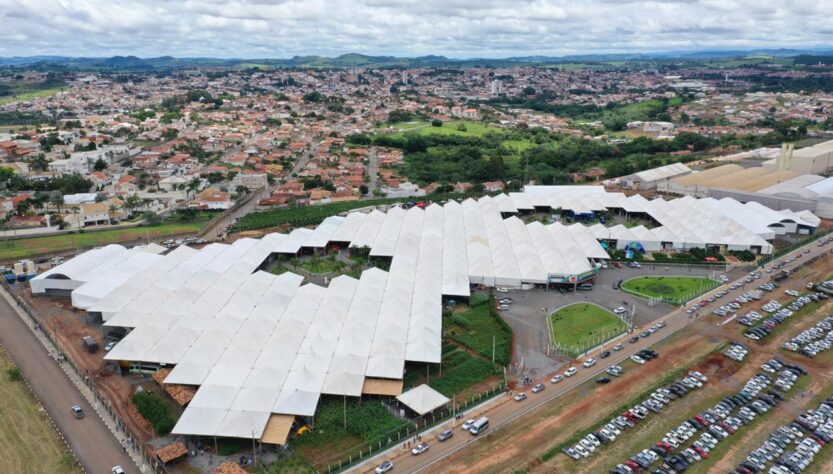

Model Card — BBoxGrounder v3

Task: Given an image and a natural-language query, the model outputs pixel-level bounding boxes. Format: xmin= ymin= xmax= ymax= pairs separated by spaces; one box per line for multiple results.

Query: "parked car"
xmin=631 ymin=355 xmax=646 ymax=365
xmin=375 ymin=460 xmax=394 ymax=473
xmin=71 ymin=405 xmax=84 ymax=419
xmin=565 ymin=367 xmax=578 ymax=377
xmin=596 ymin=377 xmax=611 ymax=384
xmin=438 ymin=430 xmax=454 ymax=442
xmin=514 ymin=392 xmax=528 ymax=402
xmin=532 ymin=383 xmax=545 ymax=393
xmin=551 ymin=374 xmax=564 ymax=383
xmin=583 ymin=358 xmax=597 ymax=368
xmin=461 ymin=419 xmax=475 ymax=431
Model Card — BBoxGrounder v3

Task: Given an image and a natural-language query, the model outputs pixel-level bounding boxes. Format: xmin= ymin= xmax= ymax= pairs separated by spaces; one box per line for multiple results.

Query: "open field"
xmin=549 ymin=303 xmax=627 ymax=351
xmin=398 ymin=120 xmax=502 ymax=138
xmin=0 ymin=222 xmax=203 ymax=261
xmin=0 ymin=348 xmax=82 ymax=474
xmin=622 ymin=276 xmax=714 ymax=300
xmin=0 ymin=87 xmax=65 ymax=105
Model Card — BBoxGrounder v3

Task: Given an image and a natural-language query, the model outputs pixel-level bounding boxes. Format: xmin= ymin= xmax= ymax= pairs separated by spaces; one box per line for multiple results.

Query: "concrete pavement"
xmin=353 ymin=239 xmax=833 ymax=474
xmin=0 ymin=290 xmax=139 ymax=474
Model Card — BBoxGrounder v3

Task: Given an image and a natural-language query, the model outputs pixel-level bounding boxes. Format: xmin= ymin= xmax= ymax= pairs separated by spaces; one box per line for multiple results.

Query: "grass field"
xmin=0 ymin=350 xmax=82 ymax=474
xmin=549 ymin=303 xmax=627 ymax=353
xmin=0 ymin=222 xmax=203 ymax=261
xmin=621 ymin=276 xmax=714 ymax=300
xmin=0 ymin=87 xmax=64 ymax=105
xmin=397 ymin=120 xmax=501 ymax=138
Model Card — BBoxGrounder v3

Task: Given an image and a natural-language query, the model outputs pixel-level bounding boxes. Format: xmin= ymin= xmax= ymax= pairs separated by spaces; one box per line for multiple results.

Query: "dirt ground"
xmin=13 ymin=286 xmax=155 ymax=443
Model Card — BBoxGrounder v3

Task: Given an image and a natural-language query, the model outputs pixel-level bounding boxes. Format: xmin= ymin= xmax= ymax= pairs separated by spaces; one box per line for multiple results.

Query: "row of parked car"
xmin=782 ymin=315 xmax=833 ymax=358
xmin=744 ymin=294 xmax=820 ymax=341
xmin=733 ymin=395 xmax=833 ymax=474
xmin=611 ymin=364 xmax=806 ymax=474
xmin=565 ymin=370 xmax=706 ymax=462
xmin=725 ymin=343 xmax=749 ymax=362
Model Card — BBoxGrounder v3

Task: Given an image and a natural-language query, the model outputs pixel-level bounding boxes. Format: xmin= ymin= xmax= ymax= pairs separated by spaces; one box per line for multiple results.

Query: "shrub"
xmin=5 ymin=367 xmax=22 ymax=382
xmin=132 ymin=392 xmax=175 ymax=435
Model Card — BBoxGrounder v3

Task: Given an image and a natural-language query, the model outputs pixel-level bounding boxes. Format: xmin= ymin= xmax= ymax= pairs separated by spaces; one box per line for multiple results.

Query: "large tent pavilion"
xmin=33 ymin=187 xmax=819 ymax=442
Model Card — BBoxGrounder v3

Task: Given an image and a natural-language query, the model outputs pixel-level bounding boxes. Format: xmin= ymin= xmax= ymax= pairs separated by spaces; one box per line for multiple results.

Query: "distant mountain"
xmin=1 ymin=48 xmax=831 ymax=71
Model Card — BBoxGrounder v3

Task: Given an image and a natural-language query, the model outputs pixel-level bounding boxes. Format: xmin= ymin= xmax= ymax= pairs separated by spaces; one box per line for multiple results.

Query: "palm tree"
xmin=107 ymin=203 xmax=121 ymax=224
xmin=122 ymin=194 xmax=141 ymax=218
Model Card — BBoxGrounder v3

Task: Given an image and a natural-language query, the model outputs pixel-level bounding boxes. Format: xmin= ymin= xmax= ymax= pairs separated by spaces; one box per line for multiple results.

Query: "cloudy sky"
xmin=1 ymin=0 xmax=831 ymax=58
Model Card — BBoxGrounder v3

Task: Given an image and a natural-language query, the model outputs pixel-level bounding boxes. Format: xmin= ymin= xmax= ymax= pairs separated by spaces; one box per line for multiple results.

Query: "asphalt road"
xmin=356 ymin=240 xmax=833 ymax=474
xmin=0 ymin=295 xmax=137 ymax=474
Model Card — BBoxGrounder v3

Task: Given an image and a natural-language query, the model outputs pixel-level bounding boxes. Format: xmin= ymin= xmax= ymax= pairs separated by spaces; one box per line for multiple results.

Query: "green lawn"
xmin=0 ymin=222 xmax=203 ymax=261
xmin=621 ymin=276 xmax=715 ymax=300
xmin=446 ymin=294 xmax=512 ymax=365
xmin=549 ymin=303 xmax=627 ymax=354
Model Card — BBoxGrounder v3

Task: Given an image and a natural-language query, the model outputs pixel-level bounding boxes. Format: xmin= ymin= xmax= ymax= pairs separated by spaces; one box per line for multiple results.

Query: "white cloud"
xmin=0 ymin=0 xmax=830 ymax=58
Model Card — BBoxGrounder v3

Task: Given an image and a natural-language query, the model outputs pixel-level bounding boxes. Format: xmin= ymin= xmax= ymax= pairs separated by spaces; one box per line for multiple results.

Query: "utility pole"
xmin=492 ymin=334 xmax=496 ymax=363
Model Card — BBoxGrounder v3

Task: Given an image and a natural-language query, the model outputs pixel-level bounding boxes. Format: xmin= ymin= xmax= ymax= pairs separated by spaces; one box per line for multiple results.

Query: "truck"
xmin=82 ymin=336 xmax=99 ymax=353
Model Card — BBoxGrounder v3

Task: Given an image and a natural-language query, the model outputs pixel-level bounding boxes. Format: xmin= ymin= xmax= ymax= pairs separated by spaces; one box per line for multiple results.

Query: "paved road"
xmin=355 ymin=240 xmax=833 ymax=473
xmin=0 ymin=295 xmax=137 ymax=474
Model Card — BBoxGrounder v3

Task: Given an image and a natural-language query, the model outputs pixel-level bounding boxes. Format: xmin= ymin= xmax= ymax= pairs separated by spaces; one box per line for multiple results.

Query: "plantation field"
xmin=549 ymin=303 xmax=627 ymax=352
xmin=0 ymin=351 xmax=82 ymax=474
xmin=621 ymin=276 xmax=714 ymax=300
xmin=0 ymin=87 xmax=64 ymax=105
xmin=0 ymin=222 xmax=203 ymax=261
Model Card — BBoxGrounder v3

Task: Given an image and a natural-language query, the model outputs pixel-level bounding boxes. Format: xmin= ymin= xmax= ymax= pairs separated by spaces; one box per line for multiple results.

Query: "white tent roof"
xmin=396 ymin=384 xmax=451 ymax=415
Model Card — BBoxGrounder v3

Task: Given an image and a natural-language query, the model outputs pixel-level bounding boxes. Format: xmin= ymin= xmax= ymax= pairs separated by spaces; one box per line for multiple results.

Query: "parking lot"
xmin=497 ymin=264 xmax=741 ymax=378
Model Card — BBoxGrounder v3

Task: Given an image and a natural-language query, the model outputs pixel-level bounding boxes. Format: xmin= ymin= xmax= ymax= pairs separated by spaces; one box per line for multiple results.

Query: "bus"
xmin=469 ymin=416 xmax=489 ymax=435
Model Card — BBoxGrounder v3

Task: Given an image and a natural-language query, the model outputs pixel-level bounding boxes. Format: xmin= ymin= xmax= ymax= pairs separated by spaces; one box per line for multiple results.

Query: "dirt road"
xmin=0 ymin=296 xmax=137 ymax=474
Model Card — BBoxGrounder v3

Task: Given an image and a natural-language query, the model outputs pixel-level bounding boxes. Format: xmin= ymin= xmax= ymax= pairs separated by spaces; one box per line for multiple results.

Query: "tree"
xmin=49 ymin=190 xmax=64 ymax=213
xmin=431 ymin=119 xmax=443 ymax=127
xmin=31 ymin=153 xmax=49 ymax=172
xmin=142 ymin=211 xmax=161 ymax=226
xmin=15 ymin=199 xmax=31 ymax=216
xmin=235 ymin=185 xmax=249 ymax=196
xmin=93 ymin=157 xmax=108 ymax=171
xmin=107 ymin=203 xmax=120 ymax=224
xmin=122 ymin=194 xmax=142 ymax=217
xmin=186 ymin=178 xmax=201 ymax=199
xmin=359 ymin=184 xmax=369 ymax=195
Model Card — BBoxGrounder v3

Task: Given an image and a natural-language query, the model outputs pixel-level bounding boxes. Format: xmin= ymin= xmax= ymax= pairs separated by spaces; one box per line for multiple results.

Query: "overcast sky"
xmin=1 ymin=0 xmax=831 ymax=58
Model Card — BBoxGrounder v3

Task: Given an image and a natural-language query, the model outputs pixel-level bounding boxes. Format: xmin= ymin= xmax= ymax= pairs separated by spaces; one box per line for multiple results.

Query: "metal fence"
xmin=0 ymin=282 xmax=162 ymax=474
xmin=324 ymin=381 xmax=507 ymax=473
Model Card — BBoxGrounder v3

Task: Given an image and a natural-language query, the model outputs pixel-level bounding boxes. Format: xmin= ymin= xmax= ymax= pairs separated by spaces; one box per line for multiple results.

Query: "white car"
xmin=411 ymin=443 xmax=429 ymax=455
xmin=630 ymin=355 xmax=646 ymax=365
xmin=514 ymin=392 xmax=528 ymax=402
xmin=565 ymin=367 xmax=578 ymax=377
xmin=375 ymin=460 xmax=394 ymax=473
xmin=613 ymin=307 xmax=627 ymax=314
xmin=582 ymin=358 xmax=597 ymax=368
xmin=495 ymin=287 xmax=509 ymax=293
xmin=112 ymin=467 xmax=126 ymax=474
xmin=461 ymin=419 xmax=475 ymax=431
xmin=551 ymin=374 xmax=564 ymax=383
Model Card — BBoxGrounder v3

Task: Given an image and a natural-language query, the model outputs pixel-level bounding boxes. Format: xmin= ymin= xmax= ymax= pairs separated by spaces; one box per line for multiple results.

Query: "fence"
xmin=0 ymin=281 xmax=163 ymax=474
xmin=757 ymin=226 xmax=833 ymax=267
xmin=324 ymin=381 xmax=506 ymax=473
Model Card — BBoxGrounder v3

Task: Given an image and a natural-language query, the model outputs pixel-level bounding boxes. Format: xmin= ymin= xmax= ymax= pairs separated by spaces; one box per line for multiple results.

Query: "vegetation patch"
xmin=132 ymin=391 xmax=176 ymax=435
xmin=446 ymin=294 xmax=512 ymax=365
